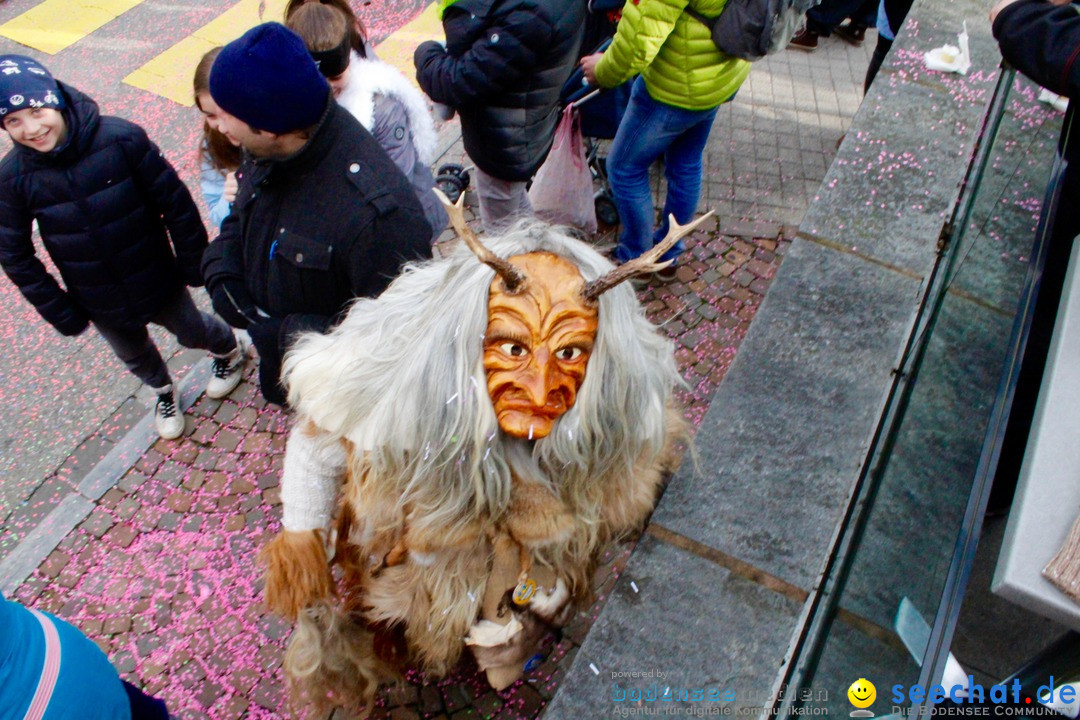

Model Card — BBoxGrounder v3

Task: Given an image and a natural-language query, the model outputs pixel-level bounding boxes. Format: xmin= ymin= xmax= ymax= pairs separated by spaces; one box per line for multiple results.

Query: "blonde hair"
xmin=192 ymin=46 xmax=241 ymax=172
xmin=286 ymin=2 xmax=348 ymax=52
xmin=284 ymin=0 xmax=367 ymax=57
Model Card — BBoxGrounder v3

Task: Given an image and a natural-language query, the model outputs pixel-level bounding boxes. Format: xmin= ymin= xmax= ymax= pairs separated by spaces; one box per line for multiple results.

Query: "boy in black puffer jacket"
xmin=0 ymin=55 xmax=246 ymax=440
xmin=414 ymin=0 xmax=586 ymax=232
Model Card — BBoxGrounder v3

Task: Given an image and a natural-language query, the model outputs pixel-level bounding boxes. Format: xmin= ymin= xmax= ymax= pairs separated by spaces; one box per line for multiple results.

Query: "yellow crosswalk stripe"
xmin=0 ymin=0 xmax=149 ymax=55
xmin=124 ymin=0 xmax=289 ymax=107
xmin=123 ymin=0 xmax=444 ymax=106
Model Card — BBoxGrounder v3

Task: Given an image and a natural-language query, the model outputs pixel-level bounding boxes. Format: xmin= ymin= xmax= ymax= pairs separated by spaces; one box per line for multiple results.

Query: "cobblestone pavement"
xmin=8 ymin=216 xmax=791 ymax=719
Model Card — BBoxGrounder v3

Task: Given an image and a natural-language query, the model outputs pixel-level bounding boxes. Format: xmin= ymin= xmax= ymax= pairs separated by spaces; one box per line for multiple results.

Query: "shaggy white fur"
xmin=271 ymin=221 xmax=687 ymax=706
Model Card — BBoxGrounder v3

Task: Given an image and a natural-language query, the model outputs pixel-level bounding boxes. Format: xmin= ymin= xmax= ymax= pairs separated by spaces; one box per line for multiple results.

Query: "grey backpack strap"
xmin=683 ymin=6 xmax=716 ymax=29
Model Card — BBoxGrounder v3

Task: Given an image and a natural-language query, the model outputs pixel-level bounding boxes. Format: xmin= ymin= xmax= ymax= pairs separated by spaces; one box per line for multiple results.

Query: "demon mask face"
xmin=482 ymin=252 xmax=598 ymax=440
xmin=434 ymin=187 xmax=711 ymax=442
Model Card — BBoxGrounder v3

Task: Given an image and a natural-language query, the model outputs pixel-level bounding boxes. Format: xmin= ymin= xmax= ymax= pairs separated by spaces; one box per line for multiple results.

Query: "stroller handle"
xmin=572 ymin=88 xmax=602 ymax=108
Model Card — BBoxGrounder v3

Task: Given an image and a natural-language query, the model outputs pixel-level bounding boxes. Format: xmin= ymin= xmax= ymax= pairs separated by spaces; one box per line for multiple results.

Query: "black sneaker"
xmin=834 ymin=23 xmax=867 ymax=46
xmin=655 ymin=265 xmax=679 ymax=282
xmin=789 ymin=27 xmax=819 ymax=50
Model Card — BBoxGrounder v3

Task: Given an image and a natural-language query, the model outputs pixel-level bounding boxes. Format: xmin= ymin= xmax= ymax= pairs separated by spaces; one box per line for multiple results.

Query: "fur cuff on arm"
xmin=260 ymin=529 xmax=335 ymax=619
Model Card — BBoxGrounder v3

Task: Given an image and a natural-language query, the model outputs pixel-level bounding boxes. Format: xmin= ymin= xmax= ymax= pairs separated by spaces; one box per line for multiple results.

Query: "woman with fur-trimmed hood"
xmin=287 ymin=2 xmax=448 ymax=242
xmin=262 ymin=212 xmax=703 ymax=715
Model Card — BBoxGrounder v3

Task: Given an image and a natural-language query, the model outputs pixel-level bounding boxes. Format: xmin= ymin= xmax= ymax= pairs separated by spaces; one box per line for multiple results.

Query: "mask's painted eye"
xmin=500 ymin=342 xmax=527 ymax=357
xmin=556 ymin=347 xmax=582 ymax=361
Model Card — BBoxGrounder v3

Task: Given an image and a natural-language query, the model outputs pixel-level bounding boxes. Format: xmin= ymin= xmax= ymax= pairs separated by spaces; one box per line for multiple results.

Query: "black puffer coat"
xmin=414 ymin=0 xmax=586 ymax=181
xmin=0 ymin=83 xmax=207 ymax=335
xmin=993 ymin=0 xmax=1080 ymax=98
xmin=201 ymin=99 xmax=432 ymax=403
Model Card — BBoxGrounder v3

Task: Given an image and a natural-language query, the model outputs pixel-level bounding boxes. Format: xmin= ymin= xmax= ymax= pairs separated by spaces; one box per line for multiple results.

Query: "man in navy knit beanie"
xmin=209 ymin=22 xmax=329 ymax=155
xmin=202 ymin=22 xmax=432 ymax=405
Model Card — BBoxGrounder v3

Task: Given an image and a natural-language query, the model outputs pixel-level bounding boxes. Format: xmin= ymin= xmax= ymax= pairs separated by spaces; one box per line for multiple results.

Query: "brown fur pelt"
xmin=343 ymin=401 xmax=686 ymax=673
xmin=535 ymin=403 xmax=690 ymax=603
xmin=284 ymin=604 xmax=386 ymax=719
xmin=261 ymin=529 xmax=335 ymax=620
xmin=271 ymin=400 xmax=688 ymax=712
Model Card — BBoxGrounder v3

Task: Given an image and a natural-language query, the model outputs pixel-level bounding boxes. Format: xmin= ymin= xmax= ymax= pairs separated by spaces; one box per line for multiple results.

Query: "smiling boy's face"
xmin=3 ymin=107 xmax=67 ymax=153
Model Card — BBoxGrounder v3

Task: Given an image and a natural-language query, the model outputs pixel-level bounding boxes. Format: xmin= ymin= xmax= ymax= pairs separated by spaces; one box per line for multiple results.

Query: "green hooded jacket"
xmin=594 ymin=0 xmax=751 ymax=110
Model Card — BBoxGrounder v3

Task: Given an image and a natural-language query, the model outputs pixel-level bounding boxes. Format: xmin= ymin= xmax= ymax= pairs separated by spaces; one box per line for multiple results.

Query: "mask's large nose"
xmin=519 ymin=348 xmax=553 ymax=408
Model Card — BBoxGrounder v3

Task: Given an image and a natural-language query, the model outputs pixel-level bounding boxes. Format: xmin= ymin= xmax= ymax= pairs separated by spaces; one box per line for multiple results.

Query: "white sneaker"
xmin=153 ymin=385 xmax=185 ymax=440
xmin=206 ymin=333 xmax=249 ymax=399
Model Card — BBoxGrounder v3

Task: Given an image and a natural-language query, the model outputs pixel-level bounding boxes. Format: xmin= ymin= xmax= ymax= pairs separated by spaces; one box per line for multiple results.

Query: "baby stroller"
xmin=558 ymin=0 xmax=632 ymax=227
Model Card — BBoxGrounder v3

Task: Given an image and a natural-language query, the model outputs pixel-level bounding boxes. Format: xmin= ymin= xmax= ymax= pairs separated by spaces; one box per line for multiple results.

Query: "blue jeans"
xmin=607 ymin=77 xmax=721 ymax=264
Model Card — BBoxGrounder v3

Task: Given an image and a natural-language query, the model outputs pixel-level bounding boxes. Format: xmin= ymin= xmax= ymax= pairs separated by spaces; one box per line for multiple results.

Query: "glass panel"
xmin=798 ymin=73 xmax=1064 ymax=716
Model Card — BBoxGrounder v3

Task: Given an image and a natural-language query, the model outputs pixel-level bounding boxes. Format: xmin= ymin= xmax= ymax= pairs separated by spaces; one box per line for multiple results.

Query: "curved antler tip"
xmin=581 ymin=211 xmax=716 ymax=301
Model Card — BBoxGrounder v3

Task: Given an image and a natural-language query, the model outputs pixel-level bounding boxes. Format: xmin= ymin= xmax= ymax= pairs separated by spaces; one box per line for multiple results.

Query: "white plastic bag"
xmin=529 ymin=105 xmax=597 ymax=234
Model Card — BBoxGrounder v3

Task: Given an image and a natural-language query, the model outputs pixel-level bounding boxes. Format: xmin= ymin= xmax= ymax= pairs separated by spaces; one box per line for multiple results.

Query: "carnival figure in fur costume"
xmin=262 ymin=196 xmax=707 ymax=715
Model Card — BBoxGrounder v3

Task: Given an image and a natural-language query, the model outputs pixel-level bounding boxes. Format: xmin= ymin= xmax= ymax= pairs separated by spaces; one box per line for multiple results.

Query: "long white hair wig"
xmin=282 ymin=220 xmax=683 ymax=564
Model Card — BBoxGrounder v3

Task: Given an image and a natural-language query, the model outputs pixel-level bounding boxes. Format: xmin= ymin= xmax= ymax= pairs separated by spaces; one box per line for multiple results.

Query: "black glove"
xmin=414 ymin=40 xmax=445 ymax=72
xmin=247 ymin=318 xmax=288 ymax=406
xmin=179 ymin=262 xmax=204 ymax=289
xmin=54 ymin=310 xmax=90 ymax=337
xmin=207 ymin=277 xmax=258 ymax=329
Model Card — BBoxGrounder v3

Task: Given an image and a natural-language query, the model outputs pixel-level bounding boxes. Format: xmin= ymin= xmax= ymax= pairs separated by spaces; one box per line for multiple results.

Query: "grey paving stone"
xmin=544 ymin=535 xmax=801 ymax=718
xmin=651 ymin=238 xmax=921 ymax=590
xmin=798 ymin=6 xmax=1005 ymax=276
xmin=0 ymin=493 xmax=94 ymax=594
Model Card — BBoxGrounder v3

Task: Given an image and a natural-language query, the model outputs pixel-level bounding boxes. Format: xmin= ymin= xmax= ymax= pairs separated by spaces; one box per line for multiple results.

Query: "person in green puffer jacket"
xmin=582 ymin=0 xmax=751 ymax=271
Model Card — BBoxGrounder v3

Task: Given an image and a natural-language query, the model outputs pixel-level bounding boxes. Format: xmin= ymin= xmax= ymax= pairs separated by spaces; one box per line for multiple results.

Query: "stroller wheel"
xmin=594 ymin=192 xmax=619 ymax=227
xmin=436 ymin=163 xmax=471 ymax=190
xmin=435 ymin=172 xmax=466 ymax=204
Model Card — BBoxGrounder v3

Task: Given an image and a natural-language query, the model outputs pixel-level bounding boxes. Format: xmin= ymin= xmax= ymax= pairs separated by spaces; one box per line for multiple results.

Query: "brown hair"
xmin=286 ymin=3 xmax=348 ymax=53
xmin=193 ymin=47 xmax=242 ymax=172
xmin=284 ymin=0 xmax=367 ymax=58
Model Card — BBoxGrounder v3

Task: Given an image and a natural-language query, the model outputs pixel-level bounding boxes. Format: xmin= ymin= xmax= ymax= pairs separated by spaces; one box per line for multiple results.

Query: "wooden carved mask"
xmin=482 ymin=252 xmax=598 ymax=440
xmin=434 ymin=186 xmax=711 ymax=441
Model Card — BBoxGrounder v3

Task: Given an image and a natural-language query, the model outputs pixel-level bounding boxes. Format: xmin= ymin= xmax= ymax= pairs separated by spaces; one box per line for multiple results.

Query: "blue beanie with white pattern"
xmin=0 ymin=55 xmax=64 ymax=119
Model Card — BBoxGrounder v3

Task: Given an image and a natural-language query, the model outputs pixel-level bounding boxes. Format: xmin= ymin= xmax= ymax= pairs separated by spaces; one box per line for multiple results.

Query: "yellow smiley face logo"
xmin=848 ymin=678 xmax=876 ymax=709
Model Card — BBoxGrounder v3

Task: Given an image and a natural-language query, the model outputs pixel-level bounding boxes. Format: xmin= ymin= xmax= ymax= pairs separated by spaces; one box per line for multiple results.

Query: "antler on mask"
xmin=582 ymin=212 xmax=714 ymax=302
xmin=433 ymin=187 xmax=527 ymax=293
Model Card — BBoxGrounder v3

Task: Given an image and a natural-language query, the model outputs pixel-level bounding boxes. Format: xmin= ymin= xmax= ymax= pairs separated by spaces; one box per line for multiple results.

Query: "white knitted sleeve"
xmin=280 ymin=424 xmax=348 ymax=532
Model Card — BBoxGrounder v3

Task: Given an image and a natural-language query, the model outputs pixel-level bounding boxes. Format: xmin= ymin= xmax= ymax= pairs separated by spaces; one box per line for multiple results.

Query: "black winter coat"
xmin=414 ymin=0 xmax=586 ymax=181
xmin=0 ymin=83 xmax=208 ymax=335
xmin=993 ymin=0 xmax=1080 ymax=98
xmin=201 ymin=99 xmax=432 ymax=402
